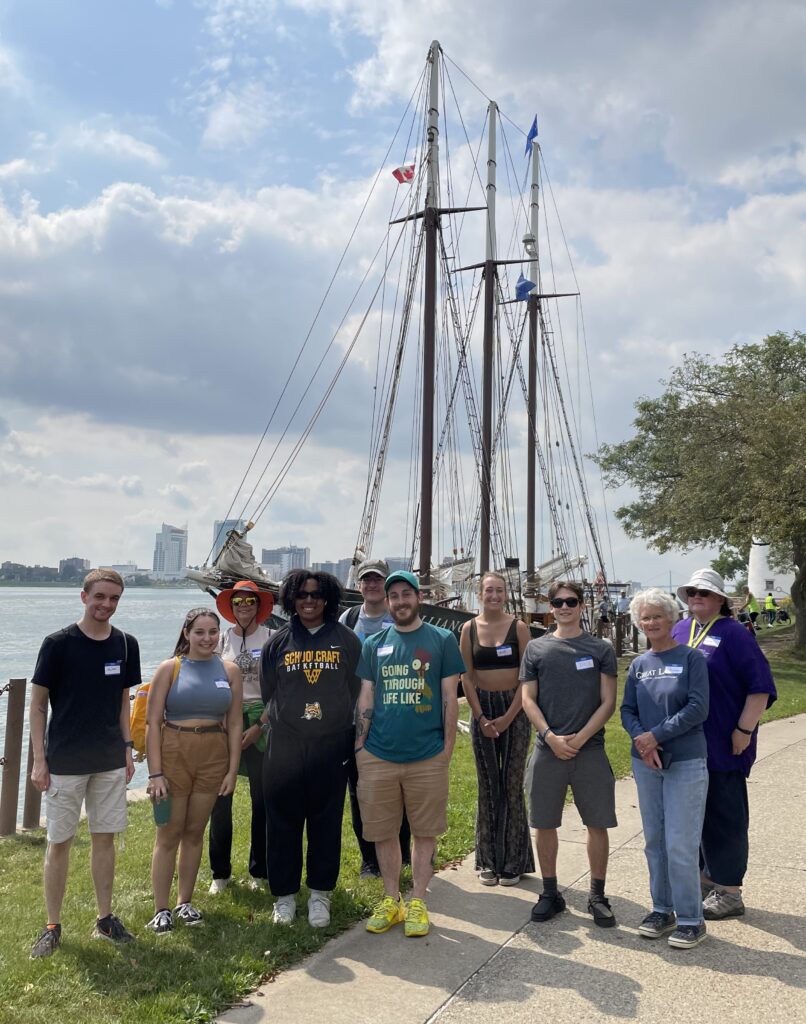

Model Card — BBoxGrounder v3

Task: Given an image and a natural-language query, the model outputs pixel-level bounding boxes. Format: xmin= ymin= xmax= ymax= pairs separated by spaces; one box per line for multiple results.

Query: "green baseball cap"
xmin=384 ymin=570 xmax=420 ymax=593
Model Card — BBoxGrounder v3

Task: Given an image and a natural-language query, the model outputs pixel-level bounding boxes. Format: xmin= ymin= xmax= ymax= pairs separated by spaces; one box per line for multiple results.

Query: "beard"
xmin=391 ymin=603 xmax=419 ymax=626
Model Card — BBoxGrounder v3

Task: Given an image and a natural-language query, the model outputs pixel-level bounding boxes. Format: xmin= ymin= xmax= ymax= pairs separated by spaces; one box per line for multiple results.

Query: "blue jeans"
xmin=633 ymin=756 xmax=708 ymax=926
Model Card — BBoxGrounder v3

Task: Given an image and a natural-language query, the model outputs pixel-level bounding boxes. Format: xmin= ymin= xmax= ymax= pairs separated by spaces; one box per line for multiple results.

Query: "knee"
xmin=91 ymin=832 xmax=115 ymax=850
xmin=46 ymin=837 xmax=74 ymax=861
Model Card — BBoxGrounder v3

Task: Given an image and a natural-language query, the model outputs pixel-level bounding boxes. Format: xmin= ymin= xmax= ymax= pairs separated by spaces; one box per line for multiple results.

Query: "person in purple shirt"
xmin=672 ymin=569 xmax=776 ymax=921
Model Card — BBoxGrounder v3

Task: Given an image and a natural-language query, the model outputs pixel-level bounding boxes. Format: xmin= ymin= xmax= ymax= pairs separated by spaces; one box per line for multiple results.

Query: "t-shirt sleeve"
xmin=727 ymin=626 xmax=777 ymax=705
xmin=31 ymin=634 xmax=59 ymax=690
xmin=338 ymin=608 xmax=350 ymax=625
xmin=598 ymin=640 xmax=618 ymax=676
xmin=357 ymin=636 xmax=376 ymax=681
xmin=440 ymin=632 xmax=466 ymax=678
xmin=519 ymin=640 xmax=539 ymax=682
xmin=123 ymin=634 xmax=142 ymax=691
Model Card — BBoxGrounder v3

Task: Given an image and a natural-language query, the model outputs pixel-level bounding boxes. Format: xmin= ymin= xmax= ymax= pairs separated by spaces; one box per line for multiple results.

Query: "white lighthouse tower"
xmin=747 ymin=539 xmax=795 ymax=602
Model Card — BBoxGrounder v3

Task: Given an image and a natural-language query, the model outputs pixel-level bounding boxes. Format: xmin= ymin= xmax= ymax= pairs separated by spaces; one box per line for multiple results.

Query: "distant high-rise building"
xmin=59 ymin=556 xmax=90 ymax=579
xmin=312 ymin=560 xmax=340 ymax=577
xmin=261 ymin=545 xmax=311 ymax=575
xmin=212 ymin=519 xmax=246 ymax=560
xmin=385 ymin=556 xmax=411 ymax=574
xmin=153 ymin=524 xmax=188 ymax=579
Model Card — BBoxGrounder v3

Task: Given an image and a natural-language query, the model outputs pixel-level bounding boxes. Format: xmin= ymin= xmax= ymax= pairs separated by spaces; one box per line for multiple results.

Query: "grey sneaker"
xmin=479 ymin=870 xmax=499 ymax=886
xmin=174 ymin=902 xmax=204 ymax=926
xmin=209 ymin=878 xmax=229 ymax=895
xmin=31 ymin=925 xmax=61 ymax=959
xmin=146 ymin=909 xmax=174 ymax=936
xmin=308 ymin=890 xmax=331 ymax=928
xmin=91 ymin=914 xmax=134 ymax=943
xmin=668 ymin=923 xmax=707 ymax=948
xmin=638 ymin=911 xmax=677 ymax=938
xmin=272 ymin=893 xmax=297 ymax=925
xmin=703 ymin=889 xmax=745 ymax=920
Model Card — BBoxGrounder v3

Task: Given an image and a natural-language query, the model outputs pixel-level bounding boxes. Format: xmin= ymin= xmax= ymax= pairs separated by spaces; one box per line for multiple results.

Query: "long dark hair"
xmin=174 ymin=608 xmax=220 ymax=656
xmin=280 ymin=570 xmax=342 ymax=621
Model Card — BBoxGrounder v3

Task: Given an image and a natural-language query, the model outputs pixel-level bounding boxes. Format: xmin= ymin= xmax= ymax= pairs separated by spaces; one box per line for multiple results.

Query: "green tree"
xmin=594 ymin=331 xmax=806 ymax=649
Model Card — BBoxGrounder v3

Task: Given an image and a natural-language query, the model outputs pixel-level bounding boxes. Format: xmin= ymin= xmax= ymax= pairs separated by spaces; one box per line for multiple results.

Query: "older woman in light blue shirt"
xmin=621 ymin=588 xmax=709 ymax=950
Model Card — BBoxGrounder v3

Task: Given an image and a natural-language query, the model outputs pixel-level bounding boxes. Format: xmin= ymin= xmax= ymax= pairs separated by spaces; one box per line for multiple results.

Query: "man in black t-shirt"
xmin=28 ymin=569 xmax=141 ymax=959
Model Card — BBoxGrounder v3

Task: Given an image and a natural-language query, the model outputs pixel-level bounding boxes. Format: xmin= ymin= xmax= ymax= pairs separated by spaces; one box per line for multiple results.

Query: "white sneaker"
xmin=209 ymin=878 xmax=229 ymax=895
xmin=272 ymin=894 xmax=297 ymax=925
xmin=308 ymin=890 xmax=331 ymax=928
xmin=246 ymin=878 xmax=268 ymax=892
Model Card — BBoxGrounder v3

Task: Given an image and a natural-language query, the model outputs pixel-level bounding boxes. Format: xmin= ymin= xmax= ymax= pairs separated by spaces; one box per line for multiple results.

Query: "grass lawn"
xmin=0 ymin=626 xmax=802 ymax=1024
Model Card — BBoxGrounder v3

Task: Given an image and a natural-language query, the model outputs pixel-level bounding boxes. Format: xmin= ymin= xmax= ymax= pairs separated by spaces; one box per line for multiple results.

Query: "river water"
xmin=0 ymin=586 xmax=219 ymax=824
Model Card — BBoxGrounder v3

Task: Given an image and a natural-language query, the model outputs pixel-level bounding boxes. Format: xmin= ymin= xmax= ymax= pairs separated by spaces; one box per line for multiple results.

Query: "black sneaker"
xmin=359 ymin=862 xmax=381 ymax=880
xmin=146 ymin=909 xmax=174 ymax=936
xmin=530 ymin=892 xmax=566 ymax=922
xmin=174 ymin=902 xmax=204 ymax=926
xmin=31 ymin=925 xmax=62 ymax=959
xmin=479 ymin=870 xmax=499 ymax=886
xmin=638 ymin=911 xmax=677 ymax=939
xmin=92 ymin=914 xmax=134 ymax=943
xmin=588 ymin=894 xmax=616 ymax=928
xmin=668 ymin=923 xmax=707 ymax=948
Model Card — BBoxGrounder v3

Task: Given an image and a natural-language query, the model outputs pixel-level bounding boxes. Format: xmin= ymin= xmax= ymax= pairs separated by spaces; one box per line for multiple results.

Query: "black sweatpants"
xmin=263 ymin=725 xmax=351 ymax=897
xmin=700 ymin=769 xmax=749 ymax=887
xmin=209 ymin=738 xmax=267 ymax=880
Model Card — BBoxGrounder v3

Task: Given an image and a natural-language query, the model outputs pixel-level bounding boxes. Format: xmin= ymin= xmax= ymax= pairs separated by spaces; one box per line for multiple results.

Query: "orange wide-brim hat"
xmin=216 ymin=580 xmax=275 ymax=624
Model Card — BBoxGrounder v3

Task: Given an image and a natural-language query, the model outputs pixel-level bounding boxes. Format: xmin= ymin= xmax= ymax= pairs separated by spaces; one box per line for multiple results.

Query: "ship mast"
xmin=526 ymin=138 xmax=540 ymax=580
xmin=479 ymin=101 xmax=497 ymax=575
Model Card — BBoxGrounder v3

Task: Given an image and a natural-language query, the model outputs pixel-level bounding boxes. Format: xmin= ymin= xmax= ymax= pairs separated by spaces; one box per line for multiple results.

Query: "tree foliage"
xmin=594 ymin=331 xmax=806 ymax=647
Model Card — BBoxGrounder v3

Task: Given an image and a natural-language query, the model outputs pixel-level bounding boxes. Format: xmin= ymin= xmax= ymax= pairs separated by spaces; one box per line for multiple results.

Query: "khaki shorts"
xmin=46 ymin=768 xmax=128 ymax=843
xmin=161 ymin=726 xmax=229 ymax=797
xmin=356 ymin=747 xmax=450 ymax=841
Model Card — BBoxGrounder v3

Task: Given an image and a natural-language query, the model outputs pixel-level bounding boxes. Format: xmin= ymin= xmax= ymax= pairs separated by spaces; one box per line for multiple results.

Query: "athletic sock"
xmin=590 ymin=877 xmax=606 ymax=898
xmin=542 ymin=876 xmax=558 ymax=896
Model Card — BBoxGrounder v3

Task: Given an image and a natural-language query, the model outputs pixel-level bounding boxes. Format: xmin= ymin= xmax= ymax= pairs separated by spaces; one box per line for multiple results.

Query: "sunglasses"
xmin=550 ymin=597 xmax=580 ymax=608
xmin=685 ymin=588 xmax=716 ymax=598
xmin=231 ymin=596 xmax=258 ymax=607
xmin=297 ymin=590 xmax=324 ymax=601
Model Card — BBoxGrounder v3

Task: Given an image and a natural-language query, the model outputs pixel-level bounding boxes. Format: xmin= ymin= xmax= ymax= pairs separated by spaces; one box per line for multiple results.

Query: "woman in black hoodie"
xmin=260 ymin=570 xmax=361 ymax=928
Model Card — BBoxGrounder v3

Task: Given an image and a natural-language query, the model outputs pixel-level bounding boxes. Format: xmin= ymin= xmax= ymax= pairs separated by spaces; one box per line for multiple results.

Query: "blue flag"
xmin=516 ymin=273 xmax=536 ymax=301
xmin=524 ymin=115 xmax=538 ymax=156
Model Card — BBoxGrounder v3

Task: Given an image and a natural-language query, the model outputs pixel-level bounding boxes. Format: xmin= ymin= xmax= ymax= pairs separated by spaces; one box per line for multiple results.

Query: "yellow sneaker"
xmin=366 ymin=893 xmax=406 ymax=933
xmin=404 ymin=897 xmax=430 ymax=937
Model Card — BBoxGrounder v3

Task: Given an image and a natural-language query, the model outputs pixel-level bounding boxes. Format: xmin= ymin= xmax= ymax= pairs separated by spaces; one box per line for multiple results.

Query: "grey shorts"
xmin=526 ymin=743 xmax=617 ymax=830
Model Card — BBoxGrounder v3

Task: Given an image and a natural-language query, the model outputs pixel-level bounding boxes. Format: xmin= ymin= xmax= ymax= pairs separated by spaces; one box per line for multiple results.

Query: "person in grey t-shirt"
xmin=339 ymin=558 xmax=410 ymax=878
xmin=521 ymin=580 xmax=618 ymax=929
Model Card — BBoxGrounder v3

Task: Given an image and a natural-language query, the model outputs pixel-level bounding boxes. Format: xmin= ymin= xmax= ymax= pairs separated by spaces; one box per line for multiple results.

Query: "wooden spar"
xmin=419 ymin=40 xmax=441 ymax=591
xmin=526 ymin=139 xmax=540 ymax=580
xmin=480 ymin=101 xmax=497 ymax=575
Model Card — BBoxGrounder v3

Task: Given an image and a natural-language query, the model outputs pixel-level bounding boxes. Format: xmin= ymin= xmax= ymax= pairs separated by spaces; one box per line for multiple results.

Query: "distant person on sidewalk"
xmin=28 ymin=569 xmax=141 ymax=958
xmin=621 ymin=589 xmax=710 ymax=949
xmin=459 ymin=572 xmax=534 ymax=887
xmin=739 ymin=587 xmax=760 ymax=629
xmin=208 ymin=581 xmax=275 ymax=895
xmin=764 ymin=592 xmax=777 ymax=627
xmin=260 ymin=570 xmax=362 ymax=928
xmin=355 ymin=570 xmax=464 ymax=938
xmin=339 ymin=558 xmax=411 ymax=880
xmin=145 ymin=608 xmax=243 ymax=935
xmin=617 ymin=591 xmax=631 ymax=617
xmin=521 ymin=579 xmax=619 ymax=928
xmin=674 ymin=569 xmax=776 ymax=921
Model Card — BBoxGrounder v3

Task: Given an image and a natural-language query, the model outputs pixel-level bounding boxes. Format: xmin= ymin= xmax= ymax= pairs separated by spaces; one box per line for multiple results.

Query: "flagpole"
xmin=480 ymin=100 xmax=497 ymax=577
xmin=526 ymin=137 xmax=540 ymax=583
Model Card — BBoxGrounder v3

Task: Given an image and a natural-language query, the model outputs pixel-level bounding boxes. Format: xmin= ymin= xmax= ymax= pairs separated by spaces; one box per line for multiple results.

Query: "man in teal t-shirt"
xmin=355 ymin=571 xmax=465 ymax=939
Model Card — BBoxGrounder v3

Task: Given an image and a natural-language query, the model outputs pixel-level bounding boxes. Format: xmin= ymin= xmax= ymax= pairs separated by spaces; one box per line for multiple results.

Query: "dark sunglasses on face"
xmin=297 ymin=590 xmax=324 ymax=601
xmin=231 ymin=596 xmax=258 ymax=607
xmin=685 ymin=588 xmax=716 ymax=598
xmin=550 ymin=597 xmax=580 ymax=608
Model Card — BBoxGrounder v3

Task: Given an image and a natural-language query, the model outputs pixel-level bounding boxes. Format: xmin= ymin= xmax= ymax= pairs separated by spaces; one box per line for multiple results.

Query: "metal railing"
xmin=0 ymin=678 xmax=43 ymax=836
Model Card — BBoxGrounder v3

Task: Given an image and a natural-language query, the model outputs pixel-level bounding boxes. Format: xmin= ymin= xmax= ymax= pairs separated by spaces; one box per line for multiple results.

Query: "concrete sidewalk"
xmin=219 ymin=716 xmax=806 ymax=1024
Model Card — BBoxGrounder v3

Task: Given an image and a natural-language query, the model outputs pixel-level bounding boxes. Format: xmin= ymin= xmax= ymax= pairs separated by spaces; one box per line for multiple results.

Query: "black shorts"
xmin=526 ymin=743 xmax=617 ymax=829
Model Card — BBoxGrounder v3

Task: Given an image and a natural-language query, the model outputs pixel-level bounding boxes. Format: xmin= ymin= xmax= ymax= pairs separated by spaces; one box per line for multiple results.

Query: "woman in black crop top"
xmin=459 ymin=573 xmax=535 ymax=886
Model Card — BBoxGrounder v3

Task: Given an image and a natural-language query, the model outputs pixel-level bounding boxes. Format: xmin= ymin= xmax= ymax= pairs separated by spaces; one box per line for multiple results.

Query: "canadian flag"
xmin=392 ymin=162 xmax=416 ymax=184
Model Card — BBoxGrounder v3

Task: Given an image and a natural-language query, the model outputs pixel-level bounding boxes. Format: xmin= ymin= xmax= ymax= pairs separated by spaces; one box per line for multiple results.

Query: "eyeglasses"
xmin=685 ymin=588 xmax=716 ymax=598
xmin=550 ymin=597 xmax=580 ymax=609
xmin=297 ymin=590 xmax=324 ymax=601
xmin=359 ymin=575 xmax=384 ymax=583
xmin=231 ymin=596 xmax=258 ymax=607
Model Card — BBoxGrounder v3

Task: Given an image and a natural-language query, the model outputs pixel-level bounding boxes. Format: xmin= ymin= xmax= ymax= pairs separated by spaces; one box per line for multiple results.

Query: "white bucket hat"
xmin=676 ymin=568 xmax=728 ymax=603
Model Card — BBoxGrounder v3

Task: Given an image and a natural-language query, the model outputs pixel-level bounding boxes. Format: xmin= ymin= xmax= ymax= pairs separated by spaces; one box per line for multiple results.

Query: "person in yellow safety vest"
xmin=739 ymin=588 xmax=760 ymax=630
xmin=764 ymin=592 xmax=777 ymax=627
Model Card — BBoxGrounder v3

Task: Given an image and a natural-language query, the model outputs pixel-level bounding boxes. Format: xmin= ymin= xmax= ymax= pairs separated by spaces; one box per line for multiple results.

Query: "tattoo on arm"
xmin=356 ymin=720 xmax=365 ymax=739
xmin=361 ymin=708 xmax=374 ymax=721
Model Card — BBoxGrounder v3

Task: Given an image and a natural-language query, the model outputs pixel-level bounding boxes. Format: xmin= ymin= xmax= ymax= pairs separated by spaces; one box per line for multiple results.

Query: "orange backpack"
xmin=130 ymin=656 xmax=181 ymax=756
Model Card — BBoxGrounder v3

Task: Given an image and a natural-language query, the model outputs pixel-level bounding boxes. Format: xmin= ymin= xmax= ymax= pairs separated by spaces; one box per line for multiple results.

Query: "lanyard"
xmin=688 ymin=616 xmax=719 ymax=650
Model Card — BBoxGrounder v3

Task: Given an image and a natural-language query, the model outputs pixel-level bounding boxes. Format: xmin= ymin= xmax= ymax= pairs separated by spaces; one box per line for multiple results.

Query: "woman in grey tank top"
xmin=144 ymin=609 xmax=243 ymax=935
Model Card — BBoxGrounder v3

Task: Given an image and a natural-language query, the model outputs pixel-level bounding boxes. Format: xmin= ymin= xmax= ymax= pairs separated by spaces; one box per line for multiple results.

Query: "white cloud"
xmin=0 ymin=158 xmax=37 ymax=180
xmin=73 ymin=124 xmax=167 ymax=168
xmin=201 ymin=82 xmax=276 ymax=149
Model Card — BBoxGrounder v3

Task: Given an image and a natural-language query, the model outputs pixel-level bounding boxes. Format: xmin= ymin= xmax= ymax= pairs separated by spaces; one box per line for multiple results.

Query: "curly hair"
xmin=280 ymin=569 xmax=342 ymax=621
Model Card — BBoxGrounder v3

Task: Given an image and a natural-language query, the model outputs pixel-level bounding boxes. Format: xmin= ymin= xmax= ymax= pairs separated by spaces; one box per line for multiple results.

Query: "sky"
xmin=1 ymin=0 xmax=805 ymax=590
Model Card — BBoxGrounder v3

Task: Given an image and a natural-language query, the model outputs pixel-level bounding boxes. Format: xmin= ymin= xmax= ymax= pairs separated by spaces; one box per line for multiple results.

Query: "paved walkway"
xmin=219 ymin=716 xmax=806 ymax=1024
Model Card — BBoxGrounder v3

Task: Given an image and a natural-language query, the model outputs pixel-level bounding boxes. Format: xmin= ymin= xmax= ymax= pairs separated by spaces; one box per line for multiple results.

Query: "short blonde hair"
xmin=83 ymin=568 xmax=124 ymax=594
xmin=629 ymin=588 xmax=679 ymax=631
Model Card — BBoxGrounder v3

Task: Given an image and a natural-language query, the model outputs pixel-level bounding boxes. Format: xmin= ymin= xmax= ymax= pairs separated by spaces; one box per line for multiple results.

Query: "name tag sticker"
xmin=575 ymin=657 xmax=595 ymax=671
xmin=496 ymin=645 xmax=513 ymax=657
xmin=377 ymin=644 xmax=394 ymax=656
xmin=703 ymin=636 xmax=721 ymax=648
xmin=666 ymin=664 xmax=684 ymax=675
xmin=251 ymin=649 xmax=262 ymax=656
xmin=214 ymin=679 xmax=230 ymax=689
xmin=104 ymin=661 xmax=122 ymax=676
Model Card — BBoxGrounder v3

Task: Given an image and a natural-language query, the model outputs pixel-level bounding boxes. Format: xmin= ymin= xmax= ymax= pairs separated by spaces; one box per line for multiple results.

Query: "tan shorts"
xmin=161 ymin=726 xmax=229 ymax=797
xmin=46 ymin=768 xmax=128 ymax=843
xmin=356 ymin=747 xmax=450 ymax=841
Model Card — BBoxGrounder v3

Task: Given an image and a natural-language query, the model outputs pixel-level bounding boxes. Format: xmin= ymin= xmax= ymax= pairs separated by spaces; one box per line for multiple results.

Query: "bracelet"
xmin=124 ymin=740 xmax=134 ymax=749
xmin=735 ymin=725 xmax=754 ymax=736
xmin=148 ymin=772 xmax=164 ymax=779
xmin=540 ymin=727 xmax=552 ymax=742
xmin=478 ymin=714 xmax=487 ymax=724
